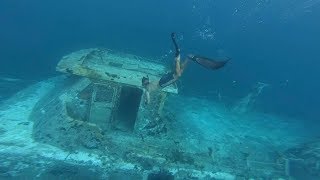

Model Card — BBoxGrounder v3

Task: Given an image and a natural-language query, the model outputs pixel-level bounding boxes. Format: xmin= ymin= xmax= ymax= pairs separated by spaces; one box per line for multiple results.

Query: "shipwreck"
xmin=31 ymin=48 xmax=181 ymax=148
xmin=0 ymin=48 xmax=317 ymax=179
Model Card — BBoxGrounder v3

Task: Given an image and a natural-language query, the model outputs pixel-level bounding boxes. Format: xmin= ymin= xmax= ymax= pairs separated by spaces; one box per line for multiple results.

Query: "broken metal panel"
xmin=88 ymin=82 xmax=119 ymax=131
xmin=56 ymin=48 xmax=178 ymax=94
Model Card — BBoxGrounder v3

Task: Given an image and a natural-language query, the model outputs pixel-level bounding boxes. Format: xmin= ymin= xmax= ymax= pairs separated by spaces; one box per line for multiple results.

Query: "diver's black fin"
xmin=171 ymin=32 xmax=180 ymax=57
xmin=191 ymin=55 xmax=229 ymax=70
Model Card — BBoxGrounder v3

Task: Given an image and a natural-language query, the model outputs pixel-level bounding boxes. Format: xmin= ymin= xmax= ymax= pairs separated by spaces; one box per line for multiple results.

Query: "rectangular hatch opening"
xmin=114 ymin=86 xmax=143 ymax=132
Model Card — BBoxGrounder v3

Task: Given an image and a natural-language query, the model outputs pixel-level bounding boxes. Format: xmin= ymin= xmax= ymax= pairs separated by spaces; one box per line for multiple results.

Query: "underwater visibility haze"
xmin=0 ymin=0 xmax=320 ymax=179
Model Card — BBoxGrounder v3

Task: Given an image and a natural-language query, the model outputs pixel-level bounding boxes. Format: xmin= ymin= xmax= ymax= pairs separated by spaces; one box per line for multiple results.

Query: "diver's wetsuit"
xmin=158 ymin=33 xmax=180 ymax=88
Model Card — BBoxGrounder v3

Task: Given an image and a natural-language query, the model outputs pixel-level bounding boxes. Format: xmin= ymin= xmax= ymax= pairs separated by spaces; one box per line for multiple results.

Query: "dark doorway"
xmin=114 ymin=86 xmax=143 ymax=132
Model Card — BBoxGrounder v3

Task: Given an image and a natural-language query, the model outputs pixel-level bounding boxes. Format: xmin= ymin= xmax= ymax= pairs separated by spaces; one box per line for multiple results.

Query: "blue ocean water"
xmin=0 ymin=0 xmax=319 ymax=179
xmin=1 ymin=0 xmax=319 ymax=121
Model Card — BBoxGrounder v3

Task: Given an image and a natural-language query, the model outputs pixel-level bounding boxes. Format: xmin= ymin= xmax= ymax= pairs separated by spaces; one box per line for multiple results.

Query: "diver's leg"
xmin=174 ymin=55 xmax=182 ymax=77
xmin=171 ymin=32 xmax=182 ymax=77
xmin=180 ymin=58 xmax=190 ymax=74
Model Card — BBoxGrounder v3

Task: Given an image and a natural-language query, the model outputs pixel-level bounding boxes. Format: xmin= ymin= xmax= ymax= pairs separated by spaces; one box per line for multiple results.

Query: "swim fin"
xmin=189 ymin=55 xmax=229 ymax=70
xmin=171 ymin=32 xmax=180 ymax=57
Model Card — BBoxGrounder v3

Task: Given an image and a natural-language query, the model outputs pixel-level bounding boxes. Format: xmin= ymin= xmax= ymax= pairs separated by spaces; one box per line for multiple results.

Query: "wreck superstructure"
xmin=38 ymin=48 xmax=176 ymax=135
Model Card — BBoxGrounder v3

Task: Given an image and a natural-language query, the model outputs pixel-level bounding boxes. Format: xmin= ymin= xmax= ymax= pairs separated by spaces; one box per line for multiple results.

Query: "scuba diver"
xmin=141 ymin=32 xmax=229 ymax=104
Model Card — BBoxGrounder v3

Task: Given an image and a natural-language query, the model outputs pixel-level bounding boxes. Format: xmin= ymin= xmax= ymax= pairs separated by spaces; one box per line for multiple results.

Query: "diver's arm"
xmin=144 ymin=90 xmax=150 ymax=104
